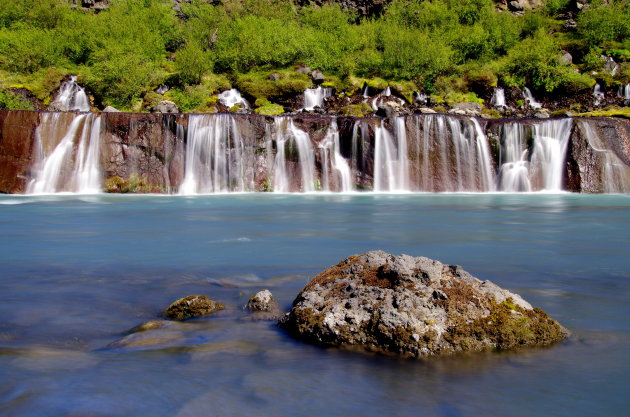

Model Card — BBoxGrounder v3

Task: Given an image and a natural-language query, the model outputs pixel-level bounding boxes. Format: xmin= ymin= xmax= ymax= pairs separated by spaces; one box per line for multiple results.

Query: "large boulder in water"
xmin=279 ymin=251 xmax=567 ymax=357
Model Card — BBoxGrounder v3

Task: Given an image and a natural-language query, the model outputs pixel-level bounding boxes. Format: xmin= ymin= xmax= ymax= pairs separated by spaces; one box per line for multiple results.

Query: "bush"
xmin=578 ymin=0 xmax=630 ymax=48
xmin=502 ymin=30 xmax=568 ymax=93
xmin=174 ymin=43 xmax=212 ymax=85
xmin=0 ymin=88 xmax=34 ymax=110
xmin=235 ymin=70 xmax=310 ymax=100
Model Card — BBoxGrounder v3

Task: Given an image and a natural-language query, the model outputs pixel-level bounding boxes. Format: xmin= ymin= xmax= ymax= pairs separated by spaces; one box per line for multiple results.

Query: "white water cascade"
xmin=618 ymin=84 xmax=630 ymax=100
xmin=218 ymin=89 xmax=250 ymax=110
xmin=593 ymin=84 xmax=605 ymax=106
xmin=28 ymin=113 xmax=102 ymax=193
xmin=50 ymin=76 xmax=90 ymax=112
xmin=318 ymin=121 xmax=353 ymax=192
xmin=497 ymin=119 xmax=573 ymax=192
xmin=491 ymin=87 xmax=506 ymax=109
xmin=179 ymin=114 xmax=250 ymax=194
xmin=303 ymin=86 xmax=332 ymax=111
xmin=523 ymin=87 xmax=542 ymax=109
xmin=270 ymin=119 xmax=316 ymax=192
xmin=373 ymin=117 xmax=409 ymax=192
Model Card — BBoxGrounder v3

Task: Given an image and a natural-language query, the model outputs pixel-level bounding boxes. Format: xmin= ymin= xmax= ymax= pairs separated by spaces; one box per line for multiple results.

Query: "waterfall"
xmin=218 ymin=89 xmax=249 ymax=110
xmin=497 ymin=119 xmax=572 ymax=192
xmin=472 ymin=119 xmax=495 ymax=192
xmin=498 ymin=123 xmax=532 ymax=192
xmin=618 ymin=84 xmax=630 ymax=100
xmin=179 ymin=114 xmax=249 ymax=194
xmin=523 ymin=88 xmax=542 ymax=109
xmin=270 ymin=119 xmax=316 ymax=192
xmin=373 ymin=118 xmax=408 ymax=192
xmin=303 ymin=87 xmax=332 ymax=111
xmin=491 ymin=88 xmax=506 ymax=109
xmin=50 ymin=76 xmax=90 ymax=112
xmin=318 ymin=121 xmax=353 ymax=192
xmin=593 ymin=84 xmax=605 ymax=106
xmin=531 ymin=119 xmax=572 ymax=191
xmin=28 ymin=113 xmax=102 ymax=193
xmin=577 ymin=121 xmax=630 ymax=193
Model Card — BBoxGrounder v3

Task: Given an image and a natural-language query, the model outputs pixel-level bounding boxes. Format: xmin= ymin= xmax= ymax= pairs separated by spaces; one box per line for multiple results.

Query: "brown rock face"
xmin=164 ymin=295 xmax=225 ymax=320
xmin=280 ymin=251 xmax=568 ymax=358
xmin=0 ymin=111 xmax=39 ymax=193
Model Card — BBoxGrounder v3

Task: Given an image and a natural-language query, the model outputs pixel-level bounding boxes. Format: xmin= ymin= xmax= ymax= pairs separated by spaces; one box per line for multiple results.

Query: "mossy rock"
xmin=338 ymin=103 xmax=375 ymax=118
xmin=104 ymin=174 xmax=164 ymax=193
xmin=574 ymin=107 xmax=630 ymax=119
xmin=164 ymin=295 xmax=225 ymax=321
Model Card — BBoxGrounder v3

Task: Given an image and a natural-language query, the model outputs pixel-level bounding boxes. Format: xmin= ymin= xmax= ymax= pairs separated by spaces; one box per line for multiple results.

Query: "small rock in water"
xmin=279 ymin=251 xmax=568 ymax=358
xmin=164 ymin=295 xmax=225 ymax=320
xmin=126 ymin=320 xmax=171 ymax=334
xmin=245 ymin=289 xmax=282 ymax=320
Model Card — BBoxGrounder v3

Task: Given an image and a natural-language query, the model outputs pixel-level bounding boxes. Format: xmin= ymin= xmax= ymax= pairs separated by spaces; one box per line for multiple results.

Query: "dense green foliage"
xmin=0 ymin=0 xmax=628 ymax=111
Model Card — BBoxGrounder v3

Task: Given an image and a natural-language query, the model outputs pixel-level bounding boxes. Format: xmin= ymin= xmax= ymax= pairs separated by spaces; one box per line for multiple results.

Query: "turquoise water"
xmin=0 ymin=193 xmax=629 ymax=416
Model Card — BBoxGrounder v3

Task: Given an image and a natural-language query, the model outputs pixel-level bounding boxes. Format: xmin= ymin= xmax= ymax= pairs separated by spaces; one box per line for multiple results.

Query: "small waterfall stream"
xmin=303 ymin=87 xmax=332 ymax=111
xmin=50 ymin=76 xmax=91 ymax=112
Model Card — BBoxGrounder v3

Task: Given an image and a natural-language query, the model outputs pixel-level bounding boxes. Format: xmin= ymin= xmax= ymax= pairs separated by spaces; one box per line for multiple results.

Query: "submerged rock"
xmin=279 ymin=251 xmax=567 ymax=358
xmin=245 ymin=289 xmax=282 ymax=320
xmin=164 ymin=295 xmax=225 ymax=320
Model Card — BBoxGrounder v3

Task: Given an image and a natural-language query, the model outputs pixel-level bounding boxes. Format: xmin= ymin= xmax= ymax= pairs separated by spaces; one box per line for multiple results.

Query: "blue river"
xmin=0 ymin=193 xmax=629 ymax=416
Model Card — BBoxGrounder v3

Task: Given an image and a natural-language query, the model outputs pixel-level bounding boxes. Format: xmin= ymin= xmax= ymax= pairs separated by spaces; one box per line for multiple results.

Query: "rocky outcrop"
xmin=279 ymin=251 xmax=568 ymax=357
xmin=0 ymin=111 xmax=39 ymax=193
xmin=164 ymin=295 xmax=225 ymax=320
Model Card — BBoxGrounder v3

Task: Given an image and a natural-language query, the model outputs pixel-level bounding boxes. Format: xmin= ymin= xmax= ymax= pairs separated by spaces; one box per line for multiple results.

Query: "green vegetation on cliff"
xmin=0 ymin=0 xmax=628 ymax=111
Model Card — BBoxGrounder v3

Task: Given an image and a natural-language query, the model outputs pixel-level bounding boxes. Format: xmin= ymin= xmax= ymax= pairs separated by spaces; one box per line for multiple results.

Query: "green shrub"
xmin=254 ymin=103 xmax=284 ymax=115
xmin=235 ymin=70 xmax=310 ymax=100
xmin=578 ymin=0 xmax=630 ymax=48
xmin=174 ymin=43 xmax=212 ymax=85
xmin=0 ymin=88 xmax=34 ymax=110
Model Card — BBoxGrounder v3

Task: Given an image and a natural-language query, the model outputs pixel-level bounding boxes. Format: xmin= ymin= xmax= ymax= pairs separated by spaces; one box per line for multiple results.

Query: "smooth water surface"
xmin=1 ymin=193 xmax=629 ymax=417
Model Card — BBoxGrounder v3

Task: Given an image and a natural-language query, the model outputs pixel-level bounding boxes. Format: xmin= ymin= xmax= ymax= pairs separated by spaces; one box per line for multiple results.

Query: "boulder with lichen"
xmin=279 ymin=251 xmax=568 ymax=357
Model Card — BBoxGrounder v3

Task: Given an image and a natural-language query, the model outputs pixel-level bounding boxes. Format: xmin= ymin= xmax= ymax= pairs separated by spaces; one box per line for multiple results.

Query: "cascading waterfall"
xmin=531 ymin=119 xmax=572 ymax=191
xmin=50 ymin=76 xmax=90 ymax=112
xmin=218 ymin=89 xmax=250 ymax=110
xmin=593 ymin=84 xmax=605 ymax=106
xmin=497 ymin=119 xmax=572 ymax=192
xmin=270 ymin=119 xmax=316 ymax=192
xmin=491 ymin=87 xmax=506 ymax=109
xmin=318 ymin=121 xmax=353 ymax=192
xmin=179 ymin=114 xmax=249 ymax=194
xmin=373 ymin=117 xmax=409 ymax=192
xmin=303 ymin=87 xmax=332 ymax=111
xmin=21 ymin=111 xmax=628 ymax=195
xmin=523 ymin=87 xmax=542 ymax=109
xmin=497 ymin=123 xmax=532 ymax=192
xmin=28 ymin=113 xmax=102 ymax=193
xmin=618 ymin=84 xmax=630 ymax=100
xmin=576 ymin=121 xmax=630 ymax=193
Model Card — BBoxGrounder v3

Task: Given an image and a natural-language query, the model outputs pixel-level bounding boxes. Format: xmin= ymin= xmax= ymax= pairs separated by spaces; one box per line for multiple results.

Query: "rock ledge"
xmin=279 ymin=251 xmax=567 ymax=357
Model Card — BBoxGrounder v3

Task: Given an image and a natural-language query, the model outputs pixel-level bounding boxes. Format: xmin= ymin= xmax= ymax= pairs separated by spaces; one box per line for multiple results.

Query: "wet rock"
xmin=126 ymin=320 xmax=172 ymax=334
xmin=108 ymin=328 xmax=185 ymax=349
xmin=418 ymin=107 xmax=436 ymax=114
xmin=102 ymin=106 xmax=120 ymax=112
xmin=245 ymin=289 xmax=282 ymax=320
xmin=311 ymin=70 xmax=325 ymax=84
xmin=152 ymin=100 xmax=179 ymax=114
xmin=534 ymin=109 xmax=551 ymax=119
xmin=164 ymin=295 xmax=225 ymax=320
xmin=279 ymin=251 xmax=568 ymax=358
xmin=449 ymin=102 xmax=482 ymax=117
